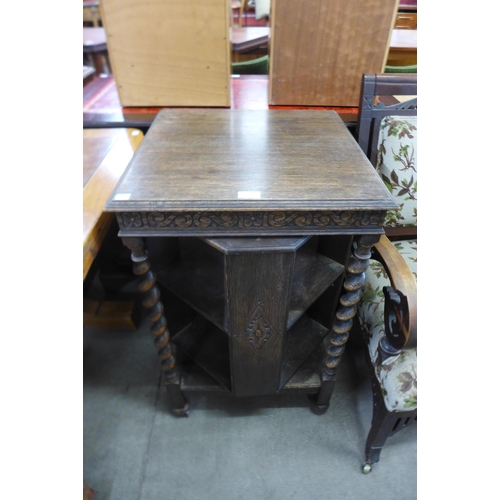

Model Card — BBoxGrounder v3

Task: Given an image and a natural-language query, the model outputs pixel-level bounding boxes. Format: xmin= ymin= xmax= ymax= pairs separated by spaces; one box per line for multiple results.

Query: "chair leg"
xmin=364 ymin=386 xmax=394 ymax=471
xmin=363 ymin=365 xmax=417 ymax=473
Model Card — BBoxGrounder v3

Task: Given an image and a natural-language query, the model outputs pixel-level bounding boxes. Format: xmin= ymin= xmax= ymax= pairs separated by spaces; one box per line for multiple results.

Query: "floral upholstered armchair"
xmin=354 ymin=74 xmax=417 ymax=473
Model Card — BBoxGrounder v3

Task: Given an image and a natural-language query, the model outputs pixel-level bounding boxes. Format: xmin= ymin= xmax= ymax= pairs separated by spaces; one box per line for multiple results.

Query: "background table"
xmin=83 ymin=26 xmax=110 ymax=74
xmin=105 ymin=109 xmax=398 ymax=415
xmin=83 ymin=74 xmax=359 ymax=132
xmin=231 ymin=26 xmax=269 ymax=61
xmin=83 ymin=127 xmax=143 ymax=329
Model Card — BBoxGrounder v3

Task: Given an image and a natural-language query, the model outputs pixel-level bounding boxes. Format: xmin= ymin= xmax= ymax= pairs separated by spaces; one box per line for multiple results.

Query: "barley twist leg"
xmin=312 ymin=234 xmax=380 ymax=412
xmin=122 ymin=237 xmax=189 ymax=416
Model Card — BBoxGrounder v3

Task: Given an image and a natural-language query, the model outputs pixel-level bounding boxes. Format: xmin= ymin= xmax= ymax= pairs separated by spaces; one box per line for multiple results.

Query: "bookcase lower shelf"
xmin=171 ymin=311 xmax=330 ymax=394
xmin=178 ymin=339 xmax=327 ymax=396
xmin=150 ymin=234 xmax=352 ymax=410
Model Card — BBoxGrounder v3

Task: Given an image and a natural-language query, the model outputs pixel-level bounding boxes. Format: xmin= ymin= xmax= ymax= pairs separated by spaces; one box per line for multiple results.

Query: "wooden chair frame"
xmin=355 ymin=73 xmax=417 ymax=473
xmin=361 ymin=235 xmax=417 ymax=471
xmin=356 ymin=73 xmax=417 ymax=167
xmin=356 ymin=73 xmax=417 ymax=241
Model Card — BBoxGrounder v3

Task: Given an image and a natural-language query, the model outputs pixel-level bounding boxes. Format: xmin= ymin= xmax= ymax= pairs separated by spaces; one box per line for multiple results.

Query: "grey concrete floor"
xmin=83 ymin=313 xmax=416 ymax=500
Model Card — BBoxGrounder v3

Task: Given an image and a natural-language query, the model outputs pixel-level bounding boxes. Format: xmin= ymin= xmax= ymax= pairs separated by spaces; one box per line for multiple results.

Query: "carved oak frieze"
xmin=117 ymin=210 xmax=386 ymax=233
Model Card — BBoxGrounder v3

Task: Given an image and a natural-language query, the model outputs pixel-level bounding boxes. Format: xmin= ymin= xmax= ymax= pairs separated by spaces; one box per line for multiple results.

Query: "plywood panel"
xmin=269 ymin=0 xmax=398 ymax=106
xmin=100 ymin=0 xmax=231 ymax=107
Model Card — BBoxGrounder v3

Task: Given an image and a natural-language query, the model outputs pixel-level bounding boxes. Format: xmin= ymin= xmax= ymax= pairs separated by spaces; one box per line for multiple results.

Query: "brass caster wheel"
xmin=362 ymin=463 xmax=372 ymax=474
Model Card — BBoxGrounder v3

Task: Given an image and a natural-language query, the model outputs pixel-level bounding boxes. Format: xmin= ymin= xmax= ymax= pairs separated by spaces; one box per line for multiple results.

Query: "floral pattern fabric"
xmin=358 ymin=240 xmax=417 ymax=412
xmin=377 ymin=116 xmax=417 ymax=228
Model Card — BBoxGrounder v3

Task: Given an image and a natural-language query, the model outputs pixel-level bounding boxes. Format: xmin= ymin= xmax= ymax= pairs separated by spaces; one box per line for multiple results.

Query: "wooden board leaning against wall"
xmin=99 ymin=0 xmax=231 ymax=107
xmin=269 ymin=0 xmax=399 ymax=106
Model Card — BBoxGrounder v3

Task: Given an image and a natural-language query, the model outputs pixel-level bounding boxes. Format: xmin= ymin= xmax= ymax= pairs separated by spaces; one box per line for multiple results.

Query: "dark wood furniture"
xmin=105 ymin=109 xmax=397 ymax=415
xmin=83 ymin=128 xmax=144 ymax=330
xmin=360 ymin=238 xmax=417 ymax=474
xmin=83 ymin=27 xmax=110 ymax=75
xmin=356 ymin=73 xmax=417 ymax=171
xmin=355 ymin=73 xmax=417 ymax=472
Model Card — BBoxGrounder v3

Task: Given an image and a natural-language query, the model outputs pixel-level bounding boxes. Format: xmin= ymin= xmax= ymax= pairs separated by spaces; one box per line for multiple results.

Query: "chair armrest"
xmin=371 ymin=234 xmax=417 ymax=350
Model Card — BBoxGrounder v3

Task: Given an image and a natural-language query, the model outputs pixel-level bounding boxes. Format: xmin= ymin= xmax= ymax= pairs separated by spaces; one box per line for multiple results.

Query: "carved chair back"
xmin=356 ymin=74 xmax=417 ymax=240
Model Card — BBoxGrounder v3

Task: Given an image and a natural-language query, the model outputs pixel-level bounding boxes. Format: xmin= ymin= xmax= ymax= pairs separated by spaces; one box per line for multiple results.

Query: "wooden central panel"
xmin=269 ymin=0 xmax=398 ymax=106
xmin=226 ymin=249 xmax=295 ymax=396
xmin=100 ymin=0 xmax=231 ymax=106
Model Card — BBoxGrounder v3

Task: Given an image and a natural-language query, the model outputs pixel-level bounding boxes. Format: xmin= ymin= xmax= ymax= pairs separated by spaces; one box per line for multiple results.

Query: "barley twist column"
xmin=313 ymin=234 xmax=380 ymax=412
xmin=122 ymin=236 xmax=189 ymax=416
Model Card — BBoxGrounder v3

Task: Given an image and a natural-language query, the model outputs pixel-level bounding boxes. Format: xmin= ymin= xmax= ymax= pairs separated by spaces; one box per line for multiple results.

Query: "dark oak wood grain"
xmin=106 ymin=109 xmax=396 ymax=215
xmin=226 ymin=249 xmax=295 ymax=396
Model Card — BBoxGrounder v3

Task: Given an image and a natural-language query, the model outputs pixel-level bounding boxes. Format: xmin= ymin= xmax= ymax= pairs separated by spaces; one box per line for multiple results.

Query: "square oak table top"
xmin=105 ymin=109 xmax=397 ymax=236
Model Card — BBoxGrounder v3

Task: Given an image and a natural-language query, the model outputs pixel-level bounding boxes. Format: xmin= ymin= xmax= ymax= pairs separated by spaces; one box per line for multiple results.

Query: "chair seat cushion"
xmin=358 ymin=239 xmax=417 ymax=412
xmin=375 ymin=348 xmax=417 ymax=412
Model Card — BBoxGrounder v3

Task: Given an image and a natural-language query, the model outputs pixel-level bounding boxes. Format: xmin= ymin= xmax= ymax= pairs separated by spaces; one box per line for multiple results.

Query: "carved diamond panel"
xmin=244 ymin=304 xmax=276 ymax=353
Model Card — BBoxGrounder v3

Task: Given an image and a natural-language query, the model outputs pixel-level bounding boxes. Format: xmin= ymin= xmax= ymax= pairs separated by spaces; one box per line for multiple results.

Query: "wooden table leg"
xmin=90 ymin=53 xmax=105 ymax=74
xmin=313 ymin=234 xmax=381 ymax=411
xmin=122 ymin=236 xmax=189 ymax=416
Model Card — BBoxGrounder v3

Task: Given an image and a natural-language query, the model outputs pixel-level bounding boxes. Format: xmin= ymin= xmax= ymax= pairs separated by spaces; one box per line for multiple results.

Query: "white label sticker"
xmin=114 ymin=193 xmax=131 ymax=200
xmin=238 ymin=191 xmax=261 ymax=199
